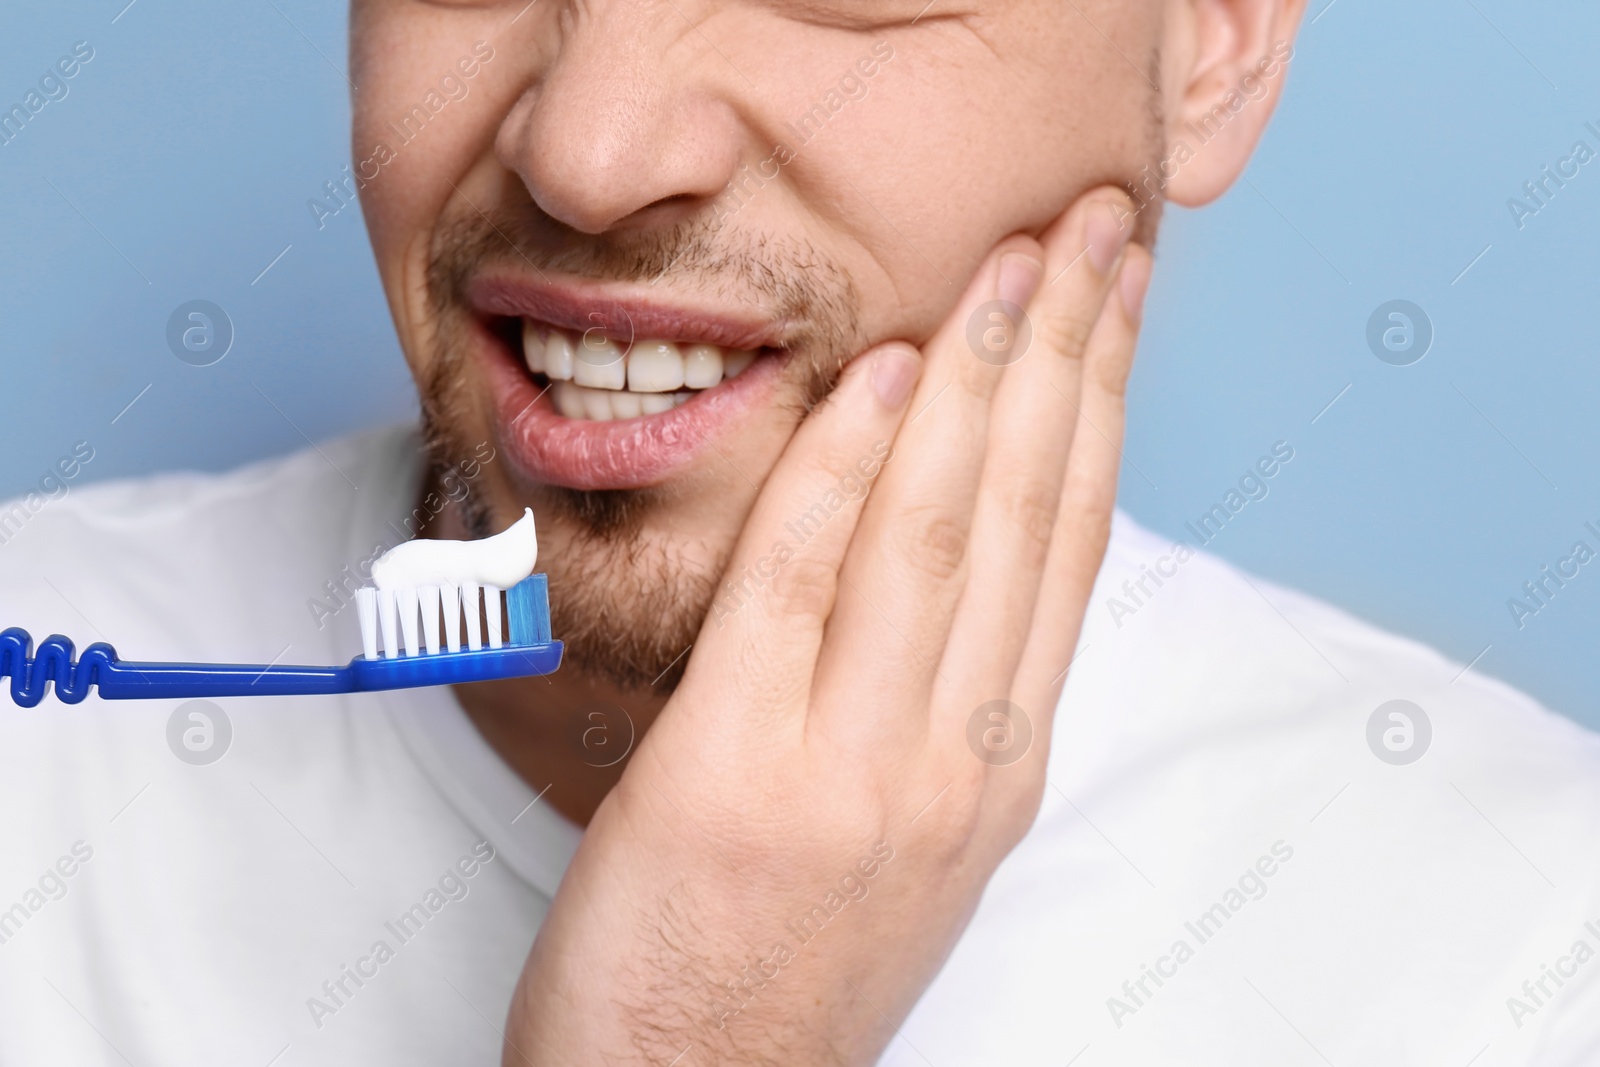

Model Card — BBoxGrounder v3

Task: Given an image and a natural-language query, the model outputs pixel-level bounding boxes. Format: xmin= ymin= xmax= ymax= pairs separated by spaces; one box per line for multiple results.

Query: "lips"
xmin=470 ymin=275 xmax=786 ymax=350
xmin=466 ymin=274 xmax=789 ymax=491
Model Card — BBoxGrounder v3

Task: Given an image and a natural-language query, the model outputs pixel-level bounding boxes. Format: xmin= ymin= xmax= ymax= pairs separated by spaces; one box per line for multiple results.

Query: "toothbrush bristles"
xmin=418 ymin=586 xmax=442 ymax=655
xmin=441 ymin=583 xmax=463 ymax=653
xmin=485 ymin=586 xmax=504 ymax=650
xmin=358 ymin=583 xmax=516 ymax=659
xmin=378 ymin=588 xmax=399 ymax=659
xmin=397 ymin=587 xmax=421 ymax=657
xmin=462 ymin=581 xmax=483 ymax=652
xmin=356 ymin=588 xmax=379 ymax=662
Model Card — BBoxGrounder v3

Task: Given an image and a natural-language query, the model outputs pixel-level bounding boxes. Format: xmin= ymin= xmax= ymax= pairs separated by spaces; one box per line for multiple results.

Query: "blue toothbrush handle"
xmin=0 ymin=628 xmax=562 ymax=708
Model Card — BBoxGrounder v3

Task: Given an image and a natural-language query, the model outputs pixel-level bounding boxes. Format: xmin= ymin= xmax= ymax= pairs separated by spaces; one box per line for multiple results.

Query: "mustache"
xmin=425 ymin=197 xmax=864 ymax=363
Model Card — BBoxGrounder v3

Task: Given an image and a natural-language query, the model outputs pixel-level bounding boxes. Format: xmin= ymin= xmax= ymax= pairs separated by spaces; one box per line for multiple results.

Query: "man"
xmin=3 ymin=0 xmax=1599 ymax=1064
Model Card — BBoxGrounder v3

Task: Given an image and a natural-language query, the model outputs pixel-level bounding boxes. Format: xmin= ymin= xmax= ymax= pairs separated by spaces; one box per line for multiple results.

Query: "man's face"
xmin=350 ymin=0 xmax=1164 ymax=690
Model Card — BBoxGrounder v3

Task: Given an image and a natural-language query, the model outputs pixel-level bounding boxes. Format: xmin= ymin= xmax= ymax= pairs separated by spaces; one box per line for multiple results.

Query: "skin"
xmin=349 ymin=0 xmax=1305 ymax=1060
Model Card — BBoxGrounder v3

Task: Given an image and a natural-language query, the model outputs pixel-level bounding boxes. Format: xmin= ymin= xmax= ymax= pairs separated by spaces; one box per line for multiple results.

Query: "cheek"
xmin=763 ymin=21 xmax=1154 ymax=346
xmin=349 ymin=9 xmax=532 ymax=265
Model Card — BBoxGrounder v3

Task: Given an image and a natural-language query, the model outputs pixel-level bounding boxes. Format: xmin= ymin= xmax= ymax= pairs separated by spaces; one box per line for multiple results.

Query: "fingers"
xmin=690 ymin=184 xmax=1148 ymax=764
xmin=804 ymin=235 xmax=1054 ymax=752
xmin=683 ymin=342 xmax=923 ymax=719
xmin=935 ymin=191 xmax=1136 ymax=723
xmin=1011 ymin=242 xmax=1150 ymax=745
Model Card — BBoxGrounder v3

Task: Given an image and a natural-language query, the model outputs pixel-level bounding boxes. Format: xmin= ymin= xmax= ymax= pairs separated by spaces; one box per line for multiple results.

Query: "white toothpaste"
xmin=371 ymin=507 xmax=538 ymax=590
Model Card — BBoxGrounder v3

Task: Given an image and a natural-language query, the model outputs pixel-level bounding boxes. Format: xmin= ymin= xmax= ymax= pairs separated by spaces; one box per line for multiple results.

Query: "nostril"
xmin=609 ymin=190 xmax=718 ymax=233
xmin=497 ymin=60 xmax=744 ymax=235
xmin=650 ymin=193 xmax=699 ymax=210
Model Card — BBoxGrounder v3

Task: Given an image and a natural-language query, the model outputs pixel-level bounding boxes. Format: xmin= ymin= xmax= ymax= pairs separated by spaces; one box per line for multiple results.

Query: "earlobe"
xmin=1160 ymin=0 xmax=1307 ymax=207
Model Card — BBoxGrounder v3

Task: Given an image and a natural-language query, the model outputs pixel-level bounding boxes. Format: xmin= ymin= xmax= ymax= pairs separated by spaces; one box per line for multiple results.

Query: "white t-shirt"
xmin=0 ymin=425 xmax=1596 ymax=1066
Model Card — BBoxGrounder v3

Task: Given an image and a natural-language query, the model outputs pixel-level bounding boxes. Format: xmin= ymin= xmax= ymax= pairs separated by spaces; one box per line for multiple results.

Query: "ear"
xmin=1160 ymin=0 xmax=1308 ymax=207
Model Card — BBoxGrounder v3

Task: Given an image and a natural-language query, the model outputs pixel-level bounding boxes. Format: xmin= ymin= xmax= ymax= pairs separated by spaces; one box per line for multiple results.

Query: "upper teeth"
xmin=522 ymin=320 xmax=757 ymax=417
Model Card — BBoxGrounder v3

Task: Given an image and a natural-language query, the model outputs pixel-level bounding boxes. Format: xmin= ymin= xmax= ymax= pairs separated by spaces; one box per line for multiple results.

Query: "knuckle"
xmin=914 ymin=769 xmax=987 ymax=853
xmin=1036 ymin=305 xmax=1096 ymax=358
xmin=894 ymin=505 xmax=969 ymax=583
xmin=950 ymin=351 xmax=1004 ymax=403
xmin=762 ymin=553 xmax=838 ymax=623
xmin=992 ymin=774 xmax=1048 ymax=847
xmin=1066 ymin=488 xmax=1116 ymax=553
xmin=1089 ymin=345 xmax=1135 ymax=399
xmin=994 ymin=475 xmax=1058 ymax=568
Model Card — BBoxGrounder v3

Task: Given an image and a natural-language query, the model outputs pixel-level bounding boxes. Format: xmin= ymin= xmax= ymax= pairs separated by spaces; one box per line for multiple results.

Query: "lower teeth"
xmin=552 ymin=380 xmax=695 ymax=421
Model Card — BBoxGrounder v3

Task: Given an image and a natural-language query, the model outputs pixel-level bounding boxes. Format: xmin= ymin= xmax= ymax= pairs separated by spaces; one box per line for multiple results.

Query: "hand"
xmin=505 ymin=187 xmax=1150 ymax=1065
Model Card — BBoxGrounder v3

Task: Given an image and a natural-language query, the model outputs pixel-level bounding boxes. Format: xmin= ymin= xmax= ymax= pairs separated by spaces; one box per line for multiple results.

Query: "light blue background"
xmin=2 ymin=1 xmax=1596 ymax=724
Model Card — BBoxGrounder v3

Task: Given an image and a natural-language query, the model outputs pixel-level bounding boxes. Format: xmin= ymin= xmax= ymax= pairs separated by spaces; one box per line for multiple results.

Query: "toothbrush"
xmin=2 ymin=508 xmax=561 ymax=708
xmin=0 ymin=576 xmax=560 ymax=708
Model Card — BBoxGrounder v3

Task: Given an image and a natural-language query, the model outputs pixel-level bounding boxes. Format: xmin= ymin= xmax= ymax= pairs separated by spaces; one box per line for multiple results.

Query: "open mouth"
xmin=501 ymin=317 xmax=764 ymax=422
xmin=465 ymin=275 xmax=791 ymax=490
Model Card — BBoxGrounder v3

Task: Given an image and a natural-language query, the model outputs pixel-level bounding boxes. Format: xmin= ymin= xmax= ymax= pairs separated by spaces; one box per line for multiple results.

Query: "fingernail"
xmin=871 ymin=345 xmax=922 ymax=409
xmin=1118 ymin=251 xmax=1151 ymax=323
xmin=997 ymin=252 xmax=1043 ymax=308
xmin=1086 ymin=199 xmax=1133 ymax=275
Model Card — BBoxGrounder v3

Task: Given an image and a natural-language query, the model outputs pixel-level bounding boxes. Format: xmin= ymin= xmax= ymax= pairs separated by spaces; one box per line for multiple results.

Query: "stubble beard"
xmin=413 ymin=203 xmax=861 ymax=693
xmin=403 ymin=80 xmax=1167 ymax=694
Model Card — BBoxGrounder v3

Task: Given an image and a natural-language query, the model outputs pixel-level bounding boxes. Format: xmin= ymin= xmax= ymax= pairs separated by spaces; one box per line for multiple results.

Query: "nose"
xmin=496 ymin=11 xmax=744 ymax=235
